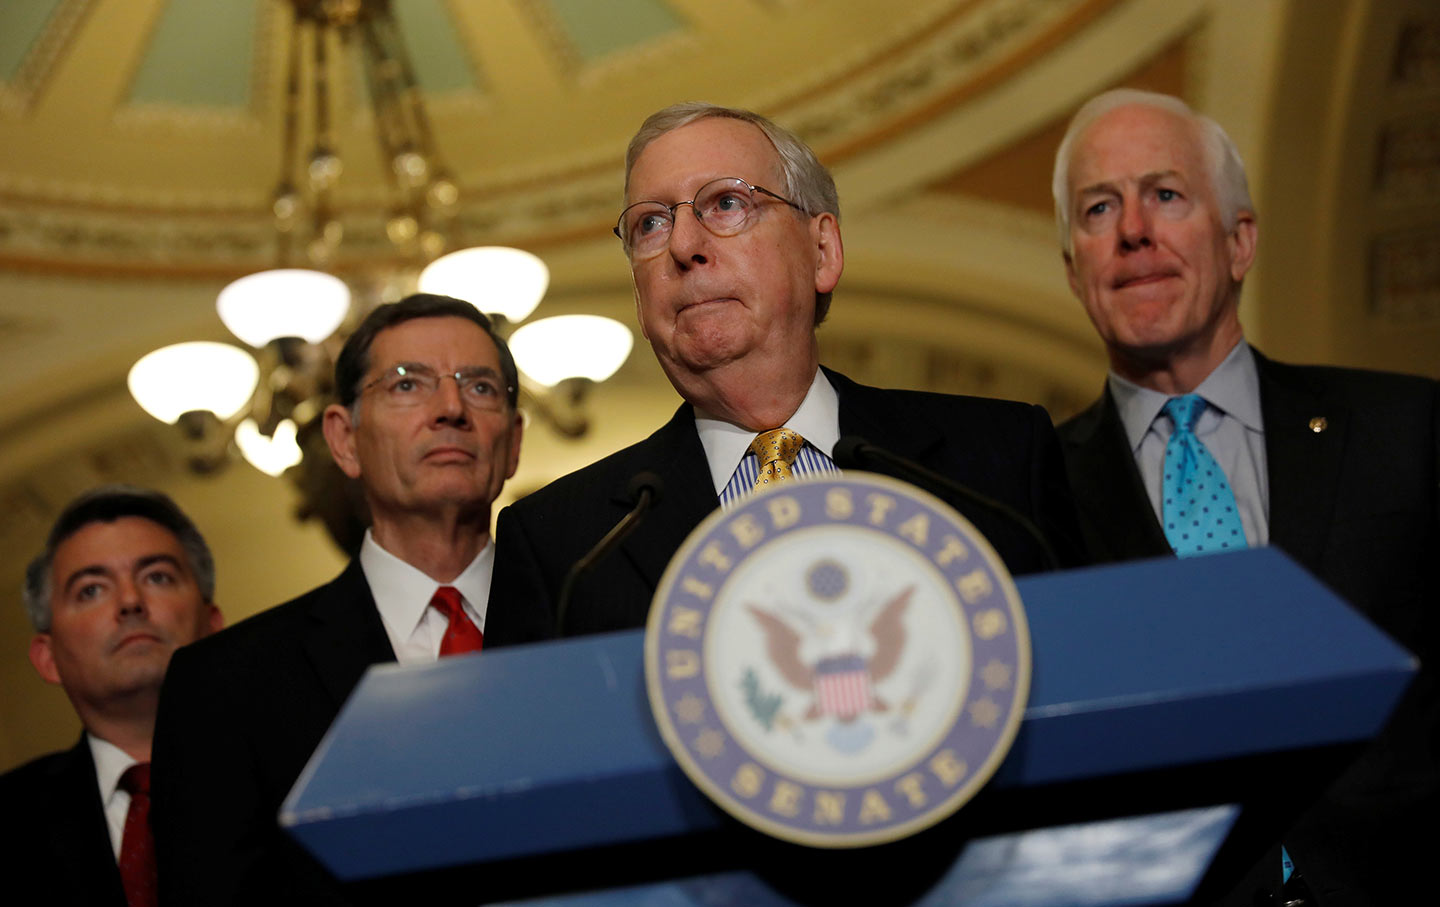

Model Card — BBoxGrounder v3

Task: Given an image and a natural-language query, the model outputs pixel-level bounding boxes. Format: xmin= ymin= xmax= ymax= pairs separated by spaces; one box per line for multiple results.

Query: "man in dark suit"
xmin=1052 ymin=88 xmax=1439 ymax=905
xmin=2 ymin=485 xmax=224 ymax=907
xmin=151 ymin=294 xmax=523 ymax=905
xmin=488 ymin=103 xmax=1082 ymax=646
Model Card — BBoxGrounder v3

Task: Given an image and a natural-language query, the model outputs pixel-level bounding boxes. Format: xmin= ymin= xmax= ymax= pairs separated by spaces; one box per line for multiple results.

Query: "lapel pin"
xmin=1308 ymin=416 xmax=1328 ymax=433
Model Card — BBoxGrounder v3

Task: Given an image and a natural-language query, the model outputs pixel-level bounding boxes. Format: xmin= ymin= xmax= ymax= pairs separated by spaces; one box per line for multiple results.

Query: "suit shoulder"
xmin=841 ymin=376 xmax=1051 ymax=431
xmin=505 ymin=409 xmax=690 ymax=516
xmin=167 ymin=575 xmax=342 ymax=676
xmin=0 ymin=748 xmax=74 ymax=793
xmin=1265 ymin=358 xmax=1438 ymax=399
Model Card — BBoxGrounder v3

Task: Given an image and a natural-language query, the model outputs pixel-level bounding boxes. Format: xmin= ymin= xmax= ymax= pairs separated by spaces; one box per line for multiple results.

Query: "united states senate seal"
xmin=645 ymin=472 xmax=1031 ymax=847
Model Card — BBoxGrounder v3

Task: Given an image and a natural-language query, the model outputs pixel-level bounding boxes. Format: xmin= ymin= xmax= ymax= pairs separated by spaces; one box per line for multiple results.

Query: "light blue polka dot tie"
xmin=1161 ymin=394 xmax=1247 ymax=557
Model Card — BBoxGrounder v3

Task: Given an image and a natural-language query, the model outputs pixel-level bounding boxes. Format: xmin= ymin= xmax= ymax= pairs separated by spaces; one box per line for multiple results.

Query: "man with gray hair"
xmin=152 ymin=293 xmax=523 ymax=904
xmin=1 ymin=485 xmax=223 ymax=907
xmin=488 ymin=101 xmax=1083 ymax=645
xmin=1053 ymin=88 xmax=1438 ymax=904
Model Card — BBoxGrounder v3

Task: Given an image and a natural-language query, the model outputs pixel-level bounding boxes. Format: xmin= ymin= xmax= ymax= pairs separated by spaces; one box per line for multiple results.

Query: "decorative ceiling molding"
xmin=0 ymin=0 xmax=1211 ymax=275
xmin=783 ymin=0 xmax=1115 ymax=159
xmin=0 ymin=0 xmax=96 ymax=116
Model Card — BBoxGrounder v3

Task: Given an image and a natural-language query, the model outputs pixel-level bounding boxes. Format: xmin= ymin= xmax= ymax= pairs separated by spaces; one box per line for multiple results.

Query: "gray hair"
xmin=624 ymin=102 xmax=841 ymax=323
xmin=23 ymin=485 xmax=215 ymax=632
xmin=1051 ymin=89 xmax=1253 ymax=255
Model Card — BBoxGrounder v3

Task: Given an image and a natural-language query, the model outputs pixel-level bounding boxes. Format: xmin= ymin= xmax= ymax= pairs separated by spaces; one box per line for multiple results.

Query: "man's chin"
xmin=108 ymin=659 xmax=172 ymax=696
xmin=401 ymin=481 xmax=493 ymax=515
xmin=667 ymin=333 xmax=752 ymax=374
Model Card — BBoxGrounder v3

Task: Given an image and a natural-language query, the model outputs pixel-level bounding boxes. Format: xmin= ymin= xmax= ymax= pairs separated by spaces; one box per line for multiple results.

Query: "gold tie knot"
xmin=750 ymin=428 xmax=805 ymax=490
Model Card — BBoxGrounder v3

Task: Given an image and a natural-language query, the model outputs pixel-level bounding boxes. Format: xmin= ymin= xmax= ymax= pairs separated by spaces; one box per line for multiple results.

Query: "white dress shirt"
xmin=697 ymin=368 xmax=842 ymax=509
xmin=87 ymin=733 xmax=136 ymax=860
xmin=1109 ymin=340 xmax=1270 ymax=546
xmin=359 ymin=529 xmax=494 ymax=665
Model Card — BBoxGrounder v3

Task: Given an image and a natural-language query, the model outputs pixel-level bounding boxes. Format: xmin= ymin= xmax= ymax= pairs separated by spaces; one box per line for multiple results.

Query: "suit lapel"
xmin=1064 ymin=390 xmax=1172 ymax=561
xmin=617 ymin=405 xmax=722 ymax=594
xmin=301 ymin=560 xmax=396 ymax=708
xmin=49 ymin=739 xmax=127 ymax=905
xmin=1256 ymin=351 xmax=1347 ymax=568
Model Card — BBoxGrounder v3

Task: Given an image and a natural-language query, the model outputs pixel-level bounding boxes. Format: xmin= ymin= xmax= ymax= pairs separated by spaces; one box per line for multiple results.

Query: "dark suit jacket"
xmin=488 ymin=368 xmax=1084 ymax=646
xmin=0 ymin=738 xmax=126 ymax=907
xmin=152 ymin=560 xmax=394 ymax=907
xmin=1058 ymin=349 xmax=1440 ymax=904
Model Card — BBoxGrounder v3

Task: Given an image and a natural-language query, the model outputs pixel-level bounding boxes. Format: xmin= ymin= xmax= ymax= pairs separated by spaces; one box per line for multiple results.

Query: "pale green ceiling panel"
xmin=0 ymin=0 xmax=67 ymax=81
xmin=128 ymin=0 xmax=255 ymax=107
xmin=393 ymin=0 xmax=480 ymax=93
xmin=546 ymin=0 xmax=683 ymax=63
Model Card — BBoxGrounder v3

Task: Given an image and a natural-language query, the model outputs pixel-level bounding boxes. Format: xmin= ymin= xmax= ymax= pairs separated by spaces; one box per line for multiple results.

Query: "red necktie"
xmin=118 ymin=763 xmax=157 ymax=907
xmin=432 ymin=586 xmax=483 ymax=655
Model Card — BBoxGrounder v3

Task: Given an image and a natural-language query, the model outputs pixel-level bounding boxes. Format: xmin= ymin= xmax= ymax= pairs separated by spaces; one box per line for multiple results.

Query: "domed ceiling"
xmin=1 ymin=0 xmax=1437 ymax=766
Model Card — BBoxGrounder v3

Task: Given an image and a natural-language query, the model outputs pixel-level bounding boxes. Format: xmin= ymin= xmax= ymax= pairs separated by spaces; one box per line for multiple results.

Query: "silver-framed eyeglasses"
xmin=360 ymin=364 xmax=513 ymax=411
xmin=614 ymin=177 xmax=804 ymax=258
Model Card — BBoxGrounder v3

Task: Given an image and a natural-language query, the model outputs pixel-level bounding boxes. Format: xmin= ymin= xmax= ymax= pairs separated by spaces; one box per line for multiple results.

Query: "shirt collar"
xmin=86 ymin=733 xmax=136 ymax=805
xmin=694 ymin=368 xmax=840 ymax=494
xmin=359 ymin=529 xmax=494 ymax=637
xmin=1107 ymin=339 xmax=1261 ymax=451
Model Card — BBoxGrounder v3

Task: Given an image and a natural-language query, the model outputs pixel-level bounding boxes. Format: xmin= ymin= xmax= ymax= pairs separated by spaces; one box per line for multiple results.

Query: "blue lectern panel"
xmin=283 ymin=548 xmax=1414 ymax=881
xmin=489 ymin=806 xmax=1238 ymax=907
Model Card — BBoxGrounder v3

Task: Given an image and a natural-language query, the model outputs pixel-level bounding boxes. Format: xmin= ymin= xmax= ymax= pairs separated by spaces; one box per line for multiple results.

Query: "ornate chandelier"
xmin=128 ymin=0 xmax=631 ymax=485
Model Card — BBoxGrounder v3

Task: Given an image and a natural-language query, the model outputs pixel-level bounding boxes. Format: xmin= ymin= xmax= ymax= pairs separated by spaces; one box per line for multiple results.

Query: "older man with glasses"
xmin=487 ymin=102 xmax=1084 ymax=647
xmin=151 ymin=294 xmax=523 ymax=905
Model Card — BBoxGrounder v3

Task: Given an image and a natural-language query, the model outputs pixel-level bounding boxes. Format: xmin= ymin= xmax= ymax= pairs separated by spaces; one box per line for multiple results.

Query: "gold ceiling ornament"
xmin=275 ymin=0 xmax=457 ymax=268
xmin=125 ymin=0 xmax=631 ymax=553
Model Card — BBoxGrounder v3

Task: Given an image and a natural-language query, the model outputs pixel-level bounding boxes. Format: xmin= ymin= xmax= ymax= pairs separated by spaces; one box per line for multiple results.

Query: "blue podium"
xmin=281 ymin=549 xmax=1416 ymax=905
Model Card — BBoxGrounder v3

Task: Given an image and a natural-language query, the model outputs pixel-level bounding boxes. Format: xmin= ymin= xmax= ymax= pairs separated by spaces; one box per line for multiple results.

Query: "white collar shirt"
xmin=1108 ymin=339 xmax=1270 ymax=546
xmin=359 ymin=529 xmax=493 ymax=666
xmin=695 ymin=368 xmax=841 ymax=507
xmin=87 ymin=732 xmax=136 ymax=861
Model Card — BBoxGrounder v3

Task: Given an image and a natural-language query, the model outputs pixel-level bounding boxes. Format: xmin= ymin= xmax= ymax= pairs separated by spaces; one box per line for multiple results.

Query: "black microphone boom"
xmin=554 ymin=471 xmax=664 ymax=637
xmin=832 ymin=435 xmax=1058 ymax=571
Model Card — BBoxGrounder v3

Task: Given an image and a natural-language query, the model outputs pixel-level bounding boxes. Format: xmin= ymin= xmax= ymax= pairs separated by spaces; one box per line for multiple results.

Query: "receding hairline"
xmin=1053 ymin=89 xmax=1253 ymax=253
xmin=1067 ymin=102 xmax=1205 ymax=183
xmin=624 ymin=114 xmax=783 ymax=201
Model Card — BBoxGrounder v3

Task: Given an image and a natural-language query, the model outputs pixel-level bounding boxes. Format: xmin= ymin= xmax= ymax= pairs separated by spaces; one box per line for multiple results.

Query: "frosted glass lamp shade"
xmin=509 ymin=315 xmax=633 ymax=387
xmin=217 ymin=269 xmax=351 ymax=346
xmin=418 ymin=246 xmax=549 ymax=322
xmin=128 ymin=342 xmax=260 ymax=423
xmin=236 ymin=418 xmax=303 ymax=477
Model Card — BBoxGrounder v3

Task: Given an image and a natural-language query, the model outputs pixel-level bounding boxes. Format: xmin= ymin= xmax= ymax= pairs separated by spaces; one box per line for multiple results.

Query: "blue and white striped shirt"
xmin=695 ymin=369 xmax=842 ymax=510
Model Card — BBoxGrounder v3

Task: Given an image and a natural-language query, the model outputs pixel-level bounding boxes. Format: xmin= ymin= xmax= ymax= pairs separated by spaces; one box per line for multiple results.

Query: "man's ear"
xmin=204 ymin=603 xmax=224 ymax=636
xmin=321 ymin=403 xmax=363 ymax=480
xmin=28 ymin=634 xmax=62 ymax=686
xmin=811 ymin=212 xmax=844 ymax=295
xmin=1228 ymin=212 xmax=1258 ymax=283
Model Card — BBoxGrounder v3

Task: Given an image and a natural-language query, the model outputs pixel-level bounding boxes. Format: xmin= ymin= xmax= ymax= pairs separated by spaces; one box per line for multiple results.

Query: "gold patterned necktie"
xmin=750 ymin=428 xmax=806 ymax=491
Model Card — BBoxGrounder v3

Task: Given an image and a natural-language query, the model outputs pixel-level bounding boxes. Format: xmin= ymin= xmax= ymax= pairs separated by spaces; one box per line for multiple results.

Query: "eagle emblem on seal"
xmin=743 ymin=560 xmax=926 ymax=752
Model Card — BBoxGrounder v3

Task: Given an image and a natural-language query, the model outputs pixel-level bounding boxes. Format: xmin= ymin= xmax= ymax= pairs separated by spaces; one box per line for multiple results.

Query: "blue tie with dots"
xmin=1161 ymin=394 xmax=1247 ymax=557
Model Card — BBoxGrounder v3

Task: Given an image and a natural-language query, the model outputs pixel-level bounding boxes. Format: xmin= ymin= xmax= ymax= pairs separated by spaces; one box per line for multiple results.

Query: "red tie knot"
xmin=120 ymin=762 xmax=151 ymax=796
xmin=430 ymin=586 xmax=464 ymax=618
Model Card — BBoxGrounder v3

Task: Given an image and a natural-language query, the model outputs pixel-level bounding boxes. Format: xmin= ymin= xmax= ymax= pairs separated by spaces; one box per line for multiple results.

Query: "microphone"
xmin=832 ymin=435 xmax=1058 ymax=571
xmin=554 ymin=471 xmax=664 ymax=637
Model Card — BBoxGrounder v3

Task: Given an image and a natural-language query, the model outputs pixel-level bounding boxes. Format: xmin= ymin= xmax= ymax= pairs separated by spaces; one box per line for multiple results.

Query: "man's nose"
xmin=1118 ymin=200 xmax=1152 ymax=251
xmin=117 ymin=578 xmax=147 ymax=618
xmin=665 ymin=203 xmax=711 ymax=266
xmin=431 ymin=374 xmax=470 ymax=425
